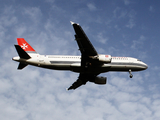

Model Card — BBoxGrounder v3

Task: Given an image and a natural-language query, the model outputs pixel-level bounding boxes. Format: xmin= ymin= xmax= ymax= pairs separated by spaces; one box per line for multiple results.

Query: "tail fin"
xmin=14 ymin=45 xmax=30 ymax=70
xmin=13 ymin=38 xmax=37 ymax=70
xmin=14 ymin=45 xmax=31 ymax=59
xmin=17 ymin=38 xmax=36 ymax=53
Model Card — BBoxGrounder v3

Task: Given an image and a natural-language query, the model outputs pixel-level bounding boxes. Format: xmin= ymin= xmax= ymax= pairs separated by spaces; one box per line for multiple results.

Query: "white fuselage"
xmin=12 ymin=53 xmax=148 ymax=74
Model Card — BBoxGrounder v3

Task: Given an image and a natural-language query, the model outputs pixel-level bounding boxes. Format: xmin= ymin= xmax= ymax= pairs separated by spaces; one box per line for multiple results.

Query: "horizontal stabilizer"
xmin=18 ymin=63 xmax=28 ymax=70
xmin=14 ymin=45 xmax=31 ymax=59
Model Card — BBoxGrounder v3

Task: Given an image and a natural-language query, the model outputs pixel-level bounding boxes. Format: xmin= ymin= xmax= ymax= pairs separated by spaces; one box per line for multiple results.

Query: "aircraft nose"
xmin=143 ymin=63 xmax=148 ymax=70
xmin=145 ymin=64 xmax=148 ymax=69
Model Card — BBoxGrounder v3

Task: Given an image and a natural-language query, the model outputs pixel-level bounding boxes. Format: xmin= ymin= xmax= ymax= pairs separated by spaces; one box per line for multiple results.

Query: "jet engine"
xmin=90 ymin=76 xmax=107 ymax=85
xmin=98 ymin=54 xmax=112 ymax=63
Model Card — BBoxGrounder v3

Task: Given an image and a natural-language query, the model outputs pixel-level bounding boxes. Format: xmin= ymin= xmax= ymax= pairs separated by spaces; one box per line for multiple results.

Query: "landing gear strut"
xmin=129 ymin=69 xmax=133 ymax=78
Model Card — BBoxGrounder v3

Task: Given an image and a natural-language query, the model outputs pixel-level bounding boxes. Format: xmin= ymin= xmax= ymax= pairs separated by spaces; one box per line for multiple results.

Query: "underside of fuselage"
xmin=29 ymin=61 xmax=147 ymax=75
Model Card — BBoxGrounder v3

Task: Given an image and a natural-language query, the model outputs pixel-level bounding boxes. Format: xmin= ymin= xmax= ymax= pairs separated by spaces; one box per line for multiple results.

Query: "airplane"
xmin=12 ymin=21 xmax=148 ymax=90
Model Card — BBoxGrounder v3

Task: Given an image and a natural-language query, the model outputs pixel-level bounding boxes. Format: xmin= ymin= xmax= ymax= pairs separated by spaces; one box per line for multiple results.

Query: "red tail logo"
xmin=17 ymin=38 xmax=35 ymax=52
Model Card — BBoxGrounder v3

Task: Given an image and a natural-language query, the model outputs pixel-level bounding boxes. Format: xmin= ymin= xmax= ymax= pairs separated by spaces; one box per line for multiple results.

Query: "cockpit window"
xmin=137 ymin=59 xmax=141 ymax=61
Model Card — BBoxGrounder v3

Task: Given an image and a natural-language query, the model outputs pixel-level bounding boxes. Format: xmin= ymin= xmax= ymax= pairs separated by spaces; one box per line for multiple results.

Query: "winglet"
xmin=70 ymin=21 xmax=75 ymax=25
xmin=70 ymin=21 xmax=79 ymax=25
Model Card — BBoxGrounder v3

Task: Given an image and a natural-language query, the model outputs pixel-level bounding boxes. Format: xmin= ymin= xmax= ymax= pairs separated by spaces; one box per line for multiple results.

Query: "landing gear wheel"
xmin=130 ymin=74 xmax=133 ymax=78
xmin=129 ymin=69 xmax=133 ymax=78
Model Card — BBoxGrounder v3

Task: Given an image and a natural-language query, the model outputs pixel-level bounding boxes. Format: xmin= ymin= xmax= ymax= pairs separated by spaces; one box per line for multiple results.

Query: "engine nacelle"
xmin=92 ymin=76 xmax=107 ymax=85
xmin=98 ymin=54 xmax=112 ymax=63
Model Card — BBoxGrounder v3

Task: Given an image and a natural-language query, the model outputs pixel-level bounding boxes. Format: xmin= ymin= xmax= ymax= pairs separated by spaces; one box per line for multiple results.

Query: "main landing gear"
xmin=129 ymin=69 xmax=133 ymax=78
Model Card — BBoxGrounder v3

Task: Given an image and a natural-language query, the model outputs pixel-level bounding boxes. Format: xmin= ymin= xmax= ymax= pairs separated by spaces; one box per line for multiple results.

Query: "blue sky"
xmin=0 ymin=0 xmax=160 ymax=120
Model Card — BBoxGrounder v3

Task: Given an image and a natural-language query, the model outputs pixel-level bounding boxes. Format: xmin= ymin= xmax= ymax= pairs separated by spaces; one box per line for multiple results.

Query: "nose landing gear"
xmin=129 ymin=69 xmax=133 ymax=78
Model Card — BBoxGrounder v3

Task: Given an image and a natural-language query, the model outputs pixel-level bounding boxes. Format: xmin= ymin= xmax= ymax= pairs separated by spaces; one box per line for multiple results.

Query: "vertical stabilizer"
xmin=14 ymin=45 xmax=31 ymax=59
xmin=17 ymin=38 xmax=36 ymax=53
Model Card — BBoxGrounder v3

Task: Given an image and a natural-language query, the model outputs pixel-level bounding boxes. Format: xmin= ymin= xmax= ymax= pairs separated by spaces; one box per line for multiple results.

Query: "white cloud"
xmin=131 ymin=35 xmax=146 ymax=49
xmin=149 ymin=6 xmax=155 ymax=12
xmin=14 ymin=25 xmax=27 ymax=37
xmin=113 ymin=7 xmax=127 ymax=19
xmin=0 ymin=6 xmax=17 ymax=27
xmin=113 ymin=7 xmax=136 ymax=29
xmin=124 ymin=0 xmax=131 ymax=5
xmin=126 ymin=10 xmax=136 ymax=28
xmin=45 ymin=0 xmax=55 ymax=4
xmin=114 ymin=25 xmax=121 ymax=31
xmin=0 ymin=6 xmax=18 ymax=46
xmin=87 ymin=3 xmax=97 ymax=11
xmin=23 ymin=7 xmax=42 ymax=24
xmin=0 ymin=1 xmax=159 ymax=120
xmin=126 ymin=18 xmax=135 ymax=28
xmin=96 ymin=32 xmax=109 ymax=44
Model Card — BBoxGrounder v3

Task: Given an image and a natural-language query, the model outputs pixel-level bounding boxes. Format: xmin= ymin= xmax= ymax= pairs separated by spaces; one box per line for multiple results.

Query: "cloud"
xmin=113 ymin=7 xmax=127 ymax=19
xmin=0 ymin=1 xmax=159 ymax=120
xmin=112 ymin=7 xmax=136 ymax=29
xmin=124 ymin=0 xmax=131 ymax=5
xmin=87 ymin=3 xmax=97 ymax=11
xmin=0 ymin=5 xmax=18 ymax=46
xmin=0 ymin=6 xmax=17 ymax=27
xmin=96 ymin=32 xmax=109 ymax=44
xmin=126 ymin=18 xmax=135 ymax=28
xmin=23 ymin=7 xmax=42 ymax=25
xmin=125 ymin=10 xmax=136 ymax=28
xmin=45 ymin=0 xmax=55 ymax=4
xmin=149 ymin=6 xmax=155 ymax=12
xmin=131 ymin=35 xmax=146 ymax=49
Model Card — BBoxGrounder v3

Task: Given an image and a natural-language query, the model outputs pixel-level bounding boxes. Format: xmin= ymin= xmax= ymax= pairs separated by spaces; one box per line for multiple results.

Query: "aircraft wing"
xmin=71 ymin=21 xmax=98 ymax=56
xmin=67 ymin=78 xmax=86 ymax=90
xmin=67 ymin=73 xmax=96 ymax=90
xmin=69 ymin=22 xmax=99 ymax=90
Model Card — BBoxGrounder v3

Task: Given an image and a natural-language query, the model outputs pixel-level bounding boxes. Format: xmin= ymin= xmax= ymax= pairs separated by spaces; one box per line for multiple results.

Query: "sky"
xmin=0 ymin=0 xmax=160 ymax=120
